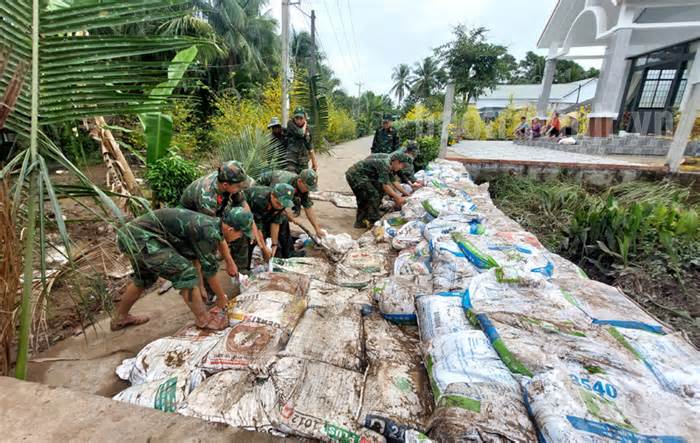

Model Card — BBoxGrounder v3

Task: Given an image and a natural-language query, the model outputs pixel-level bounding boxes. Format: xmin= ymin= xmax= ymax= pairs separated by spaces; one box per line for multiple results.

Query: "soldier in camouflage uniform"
xmin=370 ymin=114 xmax=399 ymax=154
xmin=345 ymin=151 xmax=411 ymax=228
xmin=365 ymin=152 xmax=411 ymax=198
xmin=394 ymin=141 xmax=419 ymax=185
xmin=244 ymin=183 xmax=295 ymax=259
xmin=180 ymin=161 xmax=270 ymax=272
xmin=285 ymin=107 xmax=318 ymax=174
xmin=256 ymin=168 xmax=325 ymax=239
xmin=112 ymin=207 xmax=254 ymax=331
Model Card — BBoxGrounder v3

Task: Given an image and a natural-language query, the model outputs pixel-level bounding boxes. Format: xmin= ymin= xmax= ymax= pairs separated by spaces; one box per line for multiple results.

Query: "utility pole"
xmin=281 ymin=0 xmax=290 ymax=127
xmin=309 ymin=9 xmax=316 ymax=76
xmin=354 ymin=81 xmax=363 ymax=120
xmin=439 ymin=82 xmax=455 ymax=158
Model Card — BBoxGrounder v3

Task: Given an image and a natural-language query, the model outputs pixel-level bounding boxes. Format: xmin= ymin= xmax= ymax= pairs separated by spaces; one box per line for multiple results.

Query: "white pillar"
xmin=439 ymin=83 xmax=455 ymax=158
xmin=537 ymin=58 xmax=557 ymax=120
xmin=590 ymin=28 xmax=632 ymax=120
xmin=667 ymin=49 xmax=700 ymax=172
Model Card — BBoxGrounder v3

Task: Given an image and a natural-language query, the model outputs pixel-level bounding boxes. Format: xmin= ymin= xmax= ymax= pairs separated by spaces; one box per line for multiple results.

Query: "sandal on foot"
xmin=110 ymin=314 xmax=150 ymax=331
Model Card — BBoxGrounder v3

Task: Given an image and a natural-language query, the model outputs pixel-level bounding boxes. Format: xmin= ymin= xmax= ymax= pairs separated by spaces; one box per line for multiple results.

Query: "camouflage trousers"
xmin=117 ymin=233 xmax=198 ymax=290
xmin=228 ymin=236 xmax=251 ymax=271
xmin=345 ymin=172 xmax=383 ymax=225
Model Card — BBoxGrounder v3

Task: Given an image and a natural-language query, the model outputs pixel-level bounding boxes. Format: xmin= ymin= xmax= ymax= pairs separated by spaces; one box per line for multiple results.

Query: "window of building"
xmin=638 ymin=69 xmax=676 ymax=108
xmin=674 ymin=68 xmax=689 ymax=107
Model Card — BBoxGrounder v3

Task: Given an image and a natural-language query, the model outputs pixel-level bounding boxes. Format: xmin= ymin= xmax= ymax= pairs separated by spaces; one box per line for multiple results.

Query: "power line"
xmin=345 ymin=0 xmax=364 ymax=85
xmin=315 ymin=0 xmax=357 ymax=82
xmin=334 ymin=0 xmax=361 ymax=79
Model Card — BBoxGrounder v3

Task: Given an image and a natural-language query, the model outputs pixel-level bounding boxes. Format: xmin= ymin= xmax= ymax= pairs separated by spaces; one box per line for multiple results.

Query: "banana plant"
xmin=0 ymin=0 xmax=206 ymax=379
xmin=139 ymin=45 xmax=199 ymax=165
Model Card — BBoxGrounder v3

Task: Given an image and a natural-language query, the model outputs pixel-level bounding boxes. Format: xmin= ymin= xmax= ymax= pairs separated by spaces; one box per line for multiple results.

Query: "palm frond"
xmin=216 ymin=127 xmax=283 ymax=179
xmin=292 ymin=68 xmax=330 ymax=153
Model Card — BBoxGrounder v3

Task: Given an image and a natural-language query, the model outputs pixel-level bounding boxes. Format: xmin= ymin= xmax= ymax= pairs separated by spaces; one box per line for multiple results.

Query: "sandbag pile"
xmin=380 ymin=160 xmax=699 ymax=442
xmin=114 ymin=159 xmax=699 ymax=442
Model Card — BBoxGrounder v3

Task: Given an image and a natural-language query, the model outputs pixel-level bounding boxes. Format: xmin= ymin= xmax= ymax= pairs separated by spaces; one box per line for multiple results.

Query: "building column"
xmin=588 ymin=28 xmax=632 ymax=137
xmin=667 ymin=49 xmax=700 ymax=172
xmin=537 ymin=58 xmax=557 ymax=121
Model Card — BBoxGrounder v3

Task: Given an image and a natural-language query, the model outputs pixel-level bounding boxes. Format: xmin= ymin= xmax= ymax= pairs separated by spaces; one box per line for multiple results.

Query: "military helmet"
xmin=272 ymin=183 xmax=295 ymax=208
xmin=298 ymin=169 xmax=318 ymax=192
xmin=221 ymin=207 xmax=254 ymax=239
xmin=217 ymin=160 xmax=251 ymax=187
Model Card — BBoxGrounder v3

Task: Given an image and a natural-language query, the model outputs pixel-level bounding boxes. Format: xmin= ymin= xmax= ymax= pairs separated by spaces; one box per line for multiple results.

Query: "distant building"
xmin=474 ymin=78 xmax=598 ymax=119
xmin=536 ymin=0 xmax=700 ymax=171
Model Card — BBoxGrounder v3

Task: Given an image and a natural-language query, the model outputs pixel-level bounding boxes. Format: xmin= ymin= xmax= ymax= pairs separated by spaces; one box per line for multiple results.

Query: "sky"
xmin=268 ymin=0 xmax=601 ymax=99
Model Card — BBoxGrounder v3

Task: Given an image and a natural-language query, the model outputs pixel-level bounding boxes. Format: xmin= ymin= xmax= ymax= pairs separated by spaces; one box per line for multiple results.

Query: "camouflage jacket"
xmin=243 ymin=186 xmax=288 ymax=228
xmin=370 ymin=127 xmax=399 ymax=154
xmin=117 ymin=208 xmax=222 ymax=275
xmin=180 ymin=171 xmax=245 ymax=217
xmin=256 ymin=170 xmax=312 ymax=210
xmin=390 ymin=149 xmax=416 ymax=183
xmin=346 ymin=156 xmax=393 ymax=189
xmin=285 ymin=120 xmax=312 ymax=171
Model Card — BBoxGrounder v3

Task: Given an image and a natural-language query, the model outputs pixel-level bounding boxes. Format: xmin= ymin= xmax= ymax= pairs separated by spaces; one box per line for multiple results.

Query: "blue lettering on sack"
xmin=569 ymin=374 xmax=618 ymax=399
xmin=531 ymin=260 xmax=554 ymax=279
xmin=566 ymin=416 xmax=686 ymax=443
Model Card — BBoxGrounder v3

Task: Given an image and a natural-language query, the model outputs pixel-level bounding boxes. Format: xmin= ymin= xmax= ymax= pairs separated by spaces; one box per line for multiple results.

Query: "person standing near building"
xmin=345 ymin=151 xmax=411 ymax=229
xmin=256 ymin=168 xmax=325 ymax=239
xmin=111 ymin=207 xmax=254 ymax=331
xmin=180 ymin=161 xmax=270 ymax=273
xmin=286 ymin=107 xmax=318 ymax=174
xmin=371 ymin=114 xmax=399 ymax=154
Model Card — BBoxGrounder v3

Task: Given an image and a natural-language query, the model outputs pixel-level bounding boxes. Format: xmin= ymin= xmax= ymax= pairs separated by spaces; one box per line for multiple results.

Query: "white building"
xmin=537 ymin=0 xmax=700 ymax=171
xmin=475 ymin=78 xmax=598 ymax=119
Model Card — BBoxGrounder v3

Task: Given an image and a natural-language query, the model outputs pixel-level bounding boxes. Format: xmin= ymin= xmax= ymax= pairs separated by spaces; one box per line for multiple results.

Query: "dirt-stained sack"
xmin=228 ymin=289 xmax=307 ymax=333
xmin=424 ymin=331 xmax=536 ymax=442
xmin=391 ymin=220 xmax=426 ymax=251
xmin=113 ymin=369 xmax=205 ymax=413
xmin=307 ymin=280 xmax=372 ymax=308
xmin=244 ymin=272 xmax=310 ymax=298
xmin=416 ymin=294 xmax=473 ymax=344
xmin=115 ymin=326 xmax=223 ymax=385
xmin=177 ymin=369 xmax=277 ymax=432
xmin=363 ymin=312 xmax=421 ymax=364
xmin=525 ymin=364 xmax=699 ymax=442
xmin=267 ymin=357 xmax=385 ymax=442
xmin=200 ymin=321 xmax=287 ymax=374
xmin=374 ymin=276 xmax=431 ymax=324
xmin=361 ymin=360 xmax=433 ymax=442
xmin=280 ymin=305 xmax=364 ymax=372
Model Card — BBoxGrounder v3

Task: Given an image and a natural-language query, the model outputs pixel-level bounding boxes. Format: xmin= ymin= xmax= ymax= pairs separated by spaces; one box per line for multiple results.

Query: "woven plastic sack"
xmin=228 ymin=289 xmax=307 ymax=333
xmin=307 ymin=280 xmax=372 ymax=308
xmin=415 ymin=294 xmax=473 ymax=344
xmin=113 ymin=369 xmax=205 ymax=413
xmin=374 ymin=276 xmax=431 ymax=324
xmin=391 ymin=220 xmax=426 ymax=250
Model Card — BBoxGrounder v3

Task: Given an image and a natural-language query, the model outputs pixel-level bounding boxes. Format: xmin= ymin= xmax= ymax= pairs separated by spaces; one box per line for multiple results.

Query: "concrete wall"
xmin=514 ymin=136 xmax=700 ymax=157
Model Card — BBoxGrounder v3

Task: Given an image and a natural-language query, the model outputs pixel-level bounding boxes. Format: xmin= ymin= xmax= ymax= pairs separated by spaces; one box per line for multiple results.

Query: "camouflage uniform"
xmin=180 ymin=168 xmax=249 ymax=269
xmin=370 ymin=126 xmax=399 ymax=154
xmin=116 ymin=208 xmax=222 ymax=290
xmin=244 ymin=185 xmax=294 ymax=258
xmin=285 ymin=120 xmax=312 ymax=173
xmin=256 ymin=169 xmax=313 ymax=216
xmin=345 ymin=156 xmax=393 ymax=226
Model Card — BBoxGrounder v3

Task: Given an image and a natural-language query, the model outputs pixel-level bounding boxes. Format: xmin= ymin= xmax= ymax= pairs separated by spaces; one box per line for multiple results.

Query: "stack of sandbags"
xmin=373 ymin=275 xmax=432 ymax=325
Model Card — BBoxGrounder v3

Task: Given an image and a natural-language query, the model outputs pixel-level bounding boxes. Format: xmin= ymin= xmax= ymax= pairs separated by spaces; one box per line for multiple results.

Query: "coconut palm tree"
xmin=390 ymin=64 xmax=412 ymax=106
xmin=0 ymin=0 xmax=204 ymax=379
xmin=411 ymin=57 xmax=445 ymax=100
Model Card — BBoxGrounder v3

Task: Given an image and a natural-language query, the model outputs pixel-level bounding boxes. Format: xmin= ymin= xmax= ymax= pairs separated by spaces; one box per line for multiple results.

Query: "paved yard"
xmin=449 ymin=140 xmax=658 ymax=166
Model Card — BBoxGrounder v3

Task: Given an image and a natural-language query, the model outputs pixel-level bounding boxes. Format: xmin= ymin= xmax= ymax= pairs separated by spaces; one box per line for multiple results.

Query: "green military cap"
xmin=272 ymin=183 xmax=295 ymax=208
xmin=221 ymin=207 xmax=254 ymax=239
xmin=382 ymin=113 xmax=393 ymax=122
xmin=217 ymin=160 xmax=251 ymax=187
xmin=293 ymin=107 xmax=306 ymax=118
xmin=390 ymin=151 xmax=412 ymax=165
xmin=404 ymin=140 xmax=419 ymax=154
xmin=299 ymin=169 xmax=318 ymax=192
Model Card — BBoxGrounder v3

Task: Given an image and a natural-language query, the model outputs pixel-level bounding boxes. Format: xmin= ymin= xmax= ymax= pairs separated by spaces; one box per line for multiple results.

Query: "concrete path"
xmin=449 ymin=140 xmax=648 ymax=166
xmin=307 ymin=136 xmax=373 ymax=238
xmin=0 ymin=377 xmax=292 ymax=442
